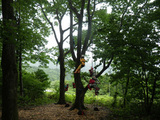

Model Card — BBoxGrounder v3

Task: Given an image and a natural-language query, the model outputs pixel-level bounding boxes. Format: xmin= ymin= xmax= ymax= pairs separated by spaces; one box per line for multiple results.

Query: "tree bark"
xmin=17 ymin=3 xmax=23 ymax=97
xmin=57 ymin=45 xmax=66 ymax=104
xmin=1 ymin=0 xmax=18 ymax=119
xmin=19 ymin=46 xmax=23 ymax=96
xmin=123 ymin=75 xmax=129 ymax=107
xmin=148 ymin=77 xmax=157 ymax=115
xmin=70 ymin=74 xmax=88 ymax=112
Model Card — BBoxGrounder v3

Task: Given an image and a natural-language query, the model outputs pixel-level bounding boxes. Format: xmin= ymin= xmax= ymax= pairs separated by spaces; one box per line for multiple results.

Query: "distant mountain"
xmin=25 ymin=66 xmax=72 ymax=81
xmin=27 ymin=60 xmax=112 ymax=81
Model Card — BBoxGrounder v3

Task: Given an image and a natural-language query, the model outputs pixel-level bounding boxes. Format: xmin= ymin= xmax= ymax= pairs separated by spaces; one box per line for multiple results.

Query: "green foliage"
xmin=18 ymin=69 xmax=51 ymax=105
xmin=90 ymin=0 xmax=160 ymax=117
xmin=18 ymin=94 xmax=54 ymax=107
xmin=1 ymin=0 xmax=160 ymax=119
xmin=12 ymin=0 xmax=51 ymax=67
xmin=0 ymin=68 xmax=2 ymax=99
xmin=50 ymin=80 xmax=60 ymax=101
xmin=65 ymin=94 xmax=75 ymax=103
xmin=34 ymin=69 xmax=49 ymax=82
xmin=22 ymin=72 xmax=43 ymax=99
xmin=147 ymin=0 xmax=160 ymax=25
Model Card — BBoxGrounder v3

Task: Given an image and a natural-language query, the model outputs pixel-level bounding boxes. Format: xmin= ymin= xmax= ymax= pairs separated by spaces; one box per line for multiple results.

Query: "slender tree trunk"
xmin=1 ymin=0 xmax=18 ymax=119
xmin=19 ymin=46 xmax=23 ymax=96
xmin=144 ymin=77 xmax=150 ymax=114
xmin=17 ymin=5 xmax=23 ymax=96
xmin=123 ymin=75 xmax=130 ymax=107
xmin=148 ymin=77 xmax=157 ymax=115
xmin=57 ymin=46 xmax=66 ymax=104
xmin=144 ymin=76 xmax=157 ymax=115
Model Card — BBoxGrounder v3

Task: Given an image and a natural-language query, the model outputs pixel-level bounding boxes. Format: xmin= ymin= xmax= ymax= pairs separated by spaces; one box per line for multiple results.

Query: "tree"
xmin=68 ymin=0 xmax=100 ymax=113
xmin=14 ymin=0 xmax=50 ymax=96
xmin=94 ymin=0 xmax=160 ymax=114
xmin=39 ymin=0 xmax=72 ymax=104
xmin=109 ymin=0 xmax=160 ymax=114
xmin=34 ymin=69 xmax=49 ymax=82
xmin=1 ymin=0 xmax=18 ymax=119
xmin=21 ymin=70 xmax=50 ymax=101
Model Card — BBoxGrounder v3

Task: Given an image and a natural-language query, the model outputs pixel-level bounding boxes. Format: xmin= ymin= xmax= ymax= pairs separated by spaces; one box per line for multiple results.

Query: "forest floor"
xmin=0 ymin=103 xmax=110 ymax=120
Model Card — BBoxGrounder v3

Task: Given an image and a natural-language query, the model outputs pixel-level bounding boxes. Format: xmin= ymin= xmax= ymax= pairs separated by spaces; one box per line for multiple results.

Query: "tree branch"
xmin=68 ymin=0 xmax=80 ymax=18
xmin=63 ymin=22 xmax=78 ymax=33
xmin=91 ymin=0 xmax=96 ymax=18
xmin=82 ymin=0 xmax=93 ymax=55
xmin=96 ymin=55 xmax=114 ymax=78
xmin=94 ymin=62 xmax=102 ymax=70
xmin=86 ymin=31 xmax=96 ymax=49
xmin=80 ymin=0 xmax=85 ymax=18
xmin=63 ymin=29 xmax=76 ymax=42
xmin=135 ymin=0 xmax=149 ymax=16
xmin=70 ymin=10 xmax=76 ymax=61
xmin=118 ymin=0 xmax=131 ymax=33
xmin=39 ymin=3 xmax=59 ymax=44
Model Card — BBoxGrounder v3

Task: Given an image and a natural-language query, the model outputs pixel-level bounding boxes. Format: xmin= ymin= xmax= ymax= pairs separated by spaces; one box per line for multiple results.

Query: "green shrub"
xmin=65 ymin=93 xmax=75 ymax=103
xmin=18 ymin=70 xmax=51 ymax=106
xmin=50 ymin=80 xmax=60 ymax=101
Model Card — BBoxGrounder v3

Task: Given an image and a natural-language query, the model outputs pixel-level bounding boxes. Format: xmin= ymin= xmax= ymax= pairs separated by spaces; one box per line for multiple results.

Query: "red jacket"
xmin=89 ymin=79 xmax=95 ymax=84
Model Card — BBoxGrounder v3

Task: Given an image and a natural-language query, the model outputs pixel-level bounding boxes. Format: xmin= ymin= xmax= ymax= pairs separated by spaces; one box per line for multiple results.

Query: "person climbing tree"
xmin=89 ymin=67 xmax=93 ymax=77
xmin=65 ymin=84 xmax=69 ymax=91
xmin=89 ymin=67 xmax=97 ymax=77
xmin=74 ymin=55 xmax=85 ymax=73
xmin=88 ymin=76 xmax=100 ymax=95
xmin=72 ymin=82 xmax=76 ymax=88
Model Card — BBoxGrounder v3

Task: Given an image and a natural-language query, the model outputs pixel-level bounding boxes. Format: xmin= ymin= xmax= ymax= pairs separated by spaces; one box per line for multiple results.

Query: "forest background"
xmin=0 ymin=0 xmax=160 ymax=120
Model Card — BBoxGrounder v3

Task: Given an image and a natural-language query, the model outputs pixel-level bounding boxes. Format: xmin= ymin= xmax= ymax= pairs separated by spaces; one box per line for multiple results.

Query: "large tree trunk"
xmin=70 ymin=74 xmax=88 ymax=114
xmin=1 ymin=0 xmax=18 ymax=119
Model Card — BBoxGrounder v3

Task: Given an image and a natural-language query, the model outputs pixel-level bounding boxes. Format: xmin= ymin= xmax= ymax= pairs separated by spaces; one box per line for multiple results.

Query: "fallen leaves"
xmin=0 ymin=103 xmax=109 ymax=120
xmin=18 ymin=104 xmax=109 ymax=120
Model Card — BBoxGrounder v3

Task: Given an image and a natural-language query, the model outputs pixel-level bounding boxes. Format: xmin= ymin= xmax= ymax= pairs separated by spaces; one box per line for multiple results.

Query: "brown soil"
xmin=16 ymin=103 xmax=109 ymax=120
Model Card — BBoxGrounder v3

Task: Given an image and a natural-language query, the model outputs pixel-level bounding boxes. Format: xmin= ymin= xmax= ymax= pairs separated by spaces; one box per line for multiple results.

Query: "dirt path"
xmin=18 ymin=103 xmax=109 ymax=120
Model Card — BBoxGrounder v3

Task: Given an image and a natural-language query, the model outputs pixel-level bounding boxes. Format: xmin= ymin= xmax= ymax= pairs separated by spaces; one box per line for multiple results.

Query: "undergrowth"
xmin=17 ymin=90 xmax=160 ymax=120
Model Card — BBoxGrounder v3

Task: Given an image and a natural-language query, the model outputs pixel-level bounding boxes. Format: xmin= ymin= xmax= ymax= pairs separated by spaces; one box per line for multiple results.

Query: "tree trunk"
xmin=144 ymin=77 xmax=150 ymax=114
xmin=1 ymin=0 xmax=18 ymax=119
xmin=144 ymin=76 xmax=157 ymax=115
xmin=123 ymin=74 xmax=130 ymax=107
xmin=148 ymin=77 xmax=157 ymax=115
xmin=17 ymin=7 xmax=23 ymax=97
xmin=70 ymin=74 xmax=88 ymax=113
xmin=19 ymin=46 xmax=23 ymax=96
xmin=57 ymin=46 xmax=66 ymax=104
